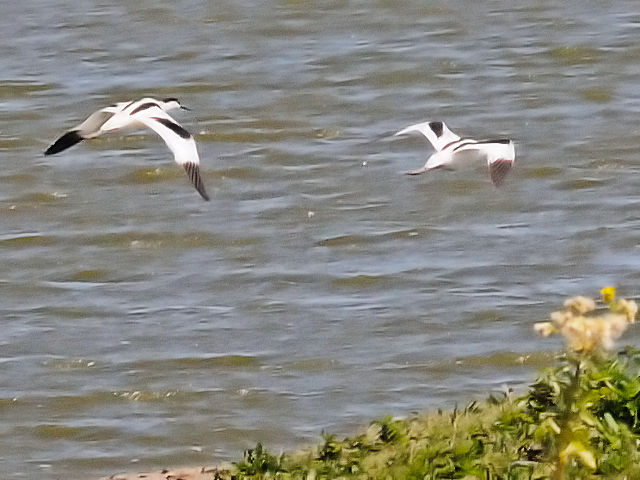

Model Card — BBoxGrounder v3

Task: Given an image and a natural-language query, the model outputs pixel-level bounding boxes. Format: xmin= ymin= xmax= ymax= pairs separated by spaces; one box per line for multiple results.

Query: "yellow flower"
xmin=601 ymin=286 xmax=616 ymax=304
xmin=541 ymin=292 xmax=636 ymax=353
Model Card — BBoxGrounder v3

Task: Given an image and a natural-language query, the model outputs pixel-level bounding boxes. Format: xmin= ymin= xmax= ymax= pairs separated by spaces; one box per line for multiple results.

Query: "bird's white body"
xmin=101 ymin=98 xmax=198 ymax=165
xmin=45 ymin=97 xmax=209 ymax=200
xmin=394 ymin=121 xmax=515 ymax=186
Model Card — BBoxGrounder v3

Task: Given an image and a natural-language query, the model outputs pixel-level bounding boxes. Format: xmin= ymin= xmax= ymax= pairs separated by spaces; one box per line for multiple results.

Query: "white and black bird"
xmin=44 ymin=97 xmax=209 ymax=200
xmin=394 ymin=121 xmax=515 ymax=187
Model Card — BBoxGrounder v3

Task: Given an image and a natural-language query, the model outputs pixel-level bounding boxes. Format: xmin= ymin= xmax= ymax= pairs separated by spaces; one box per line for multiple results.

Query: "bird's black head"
xmin=162 ymin=97 xmax=190 ymax=111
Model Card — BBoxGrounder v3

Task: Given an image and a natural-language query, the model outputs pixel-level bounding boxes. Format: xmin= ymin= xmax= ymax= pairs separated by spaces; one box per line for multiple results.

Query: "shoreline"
xmin=99 ymin=466 xmax=229 ymax=480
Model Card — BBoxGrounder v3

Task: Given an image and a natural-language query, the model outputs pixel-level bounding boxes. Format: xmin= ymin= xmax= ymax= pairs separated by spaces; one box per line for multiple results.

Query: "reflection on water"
xmin=2 ymin=1 xmax=640 ymax=478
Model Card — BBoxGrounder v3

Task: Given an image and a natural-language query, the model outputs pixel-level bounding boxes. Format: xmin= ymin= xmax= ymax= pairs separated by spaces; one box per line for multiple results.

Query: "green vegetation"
xmin=214 ymin=289 xmax=640 ymax=479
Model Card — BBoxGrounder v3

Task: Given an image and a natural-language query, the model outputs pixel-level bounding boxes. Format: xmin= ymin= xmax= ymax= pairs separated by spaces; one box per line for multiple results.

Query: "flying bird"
xmin=394 ymin=121 xmax=515 ymax=187
xmin=44 ymin=97 xmax=209 ymax=200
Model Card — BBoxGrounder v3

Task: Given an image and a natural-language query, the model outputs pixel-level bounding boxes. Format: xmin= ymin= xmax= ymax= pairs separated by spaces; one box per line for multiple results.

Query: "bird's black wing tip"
xmin=44 ymin=130 xmax=84 ymax=155
xmin=489 ymin=159 xmax=513 ymax=187
xmin=183 ymin=162 xmax=210 ymax=201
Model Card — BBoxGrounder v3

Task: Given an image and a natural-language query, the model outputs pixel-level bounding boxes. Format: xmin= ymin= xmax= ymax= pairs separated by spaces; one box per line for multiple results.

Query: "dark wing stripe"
xmin=130 ymin=102 xmax=160 ymax=115
xmin=476 ymin=139 xmax=511 ymax=145
xmin=44 ymin=130 xmax=84 ymax=155
xmin=451 ymin=140 xmax=479 ymax=152
xmin=442 ymin=139 xmax=465 ymax=151
xmin=183 ymin=162 xmax=210 ymax=201
xmin=152 ymin=117 xmax=191 ymax=139
xmin=448 ymin=139 xmax=510 ymax=152
xmin=489 ymin=159 xmax=513 ymax=187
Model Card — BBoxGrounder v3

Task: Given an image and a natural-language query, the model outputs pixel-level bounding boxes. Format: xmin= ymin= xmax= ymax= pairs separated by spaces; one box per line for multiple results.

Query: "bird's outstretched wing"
xmin=453 ymin=139 xmax=515 ymax=187
xmin=124 ymin=106 xmax=210 ymax=201
xmin=394 ymin=121 xmax=461 ymax=152
xmin=484 ymin=140 xmax=515 ymax=187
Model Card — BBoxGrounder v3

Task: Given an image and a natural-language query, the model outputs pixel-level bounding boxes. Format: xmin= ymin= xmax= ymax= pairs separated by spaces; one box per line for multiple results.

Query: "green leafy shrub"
xmin=229 ymin=289 xmax=640 ymax=479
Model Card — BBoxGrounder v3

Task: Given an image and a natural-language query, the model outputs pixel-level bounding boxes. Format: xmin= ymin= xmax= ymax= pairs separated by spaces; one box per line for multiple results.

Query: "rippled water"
xmin=2 ymin=1 xmax=640 ymax=478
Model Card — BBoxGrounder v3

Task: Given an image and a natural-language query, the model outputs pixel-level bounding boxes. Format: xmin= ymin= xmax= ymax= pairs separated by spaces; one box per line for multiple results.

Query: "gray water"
xmin=2 ymin=1 xmax=640 ymax=478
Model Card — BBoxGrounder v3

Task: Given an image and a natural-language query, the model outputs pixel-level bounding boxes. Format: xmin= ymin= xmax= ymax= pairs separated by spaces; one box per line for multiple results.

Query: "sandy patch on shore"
xmin=99 ymin=466 xmax=229 ymax=480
